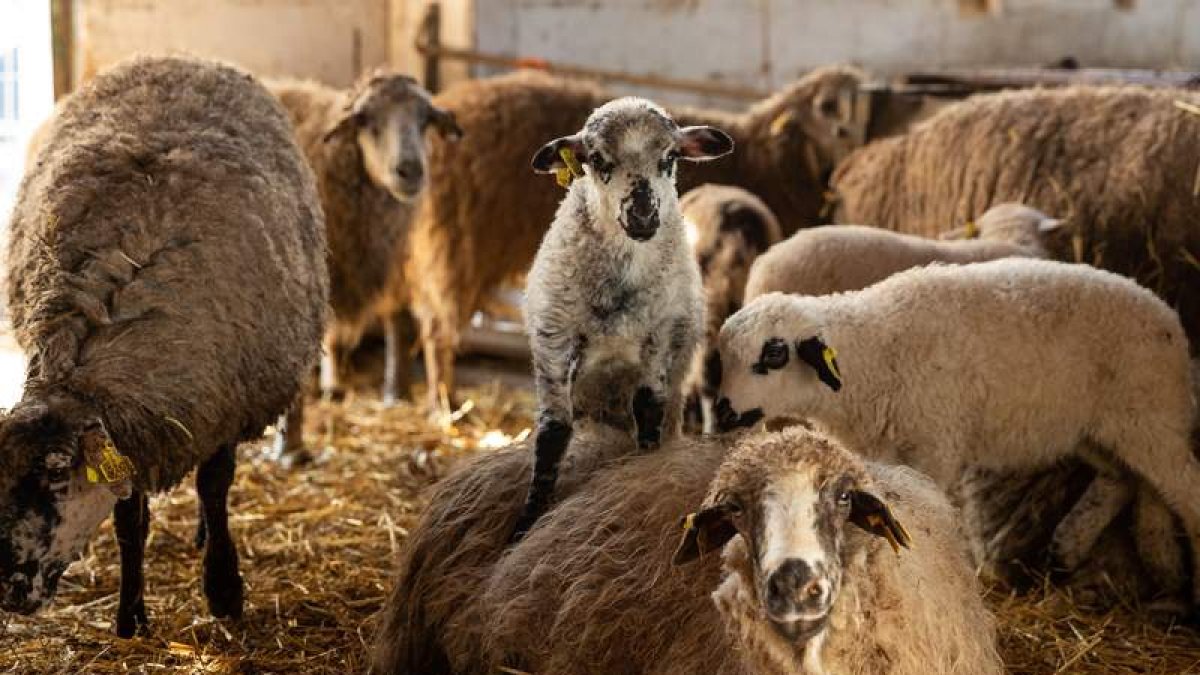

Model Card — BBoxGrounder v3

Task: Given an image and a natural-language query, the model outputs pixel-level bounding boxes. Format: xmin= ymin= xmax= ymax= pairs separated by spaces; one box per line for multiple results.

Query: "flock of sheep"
xmin=0 ymin=50 xmax=1197 ymax=675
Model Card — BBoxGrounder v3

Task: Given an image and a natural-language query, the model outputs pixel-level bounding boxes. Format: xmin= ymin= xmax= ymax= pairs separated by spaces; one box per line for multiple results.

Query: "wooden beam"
xmin=50 ymin=0 xmax=72 ymax=99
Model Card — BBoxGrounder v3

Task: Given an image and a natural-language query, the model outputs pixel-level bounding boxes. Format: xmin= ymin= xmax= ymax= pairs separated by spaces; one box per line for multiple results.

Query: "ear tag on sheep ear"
xmin=821 ymin=346 xmax=841 ymax=384
xmin=963 ymin=220 xmax=979 ymax=239
xmin=850 ymin=491 xmax=912 ymax=556
xmin=84 ymin=433 xmax=135 ymax=485
xmin=555 ymin=147 xmax=585 ymax=188
xmin=769 ymin=110 xmax=795 ymax=137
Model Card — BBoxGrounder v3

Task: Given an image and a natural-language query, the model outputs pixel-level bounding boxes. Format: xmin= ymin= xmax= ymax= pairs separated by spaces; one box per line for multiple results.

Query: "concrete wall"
xmin=466 ymin=0 xmax=1199 ymax=107
xmin=71 ymin=0 xmax=391 ymax=88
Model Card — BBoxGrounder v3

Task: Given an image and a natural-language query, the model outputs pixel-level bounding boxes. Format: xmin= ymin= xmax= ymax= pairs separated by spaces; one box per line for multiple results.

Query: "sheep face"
xmin=323 ymin=73 xmax=462 ymax=203
xmin=532 ymin=97 xmax=732 ymax=241
xmin=765 ymin=68 xmax=865 ymax=182
xmin=674 ymin=429 xmax=910 ymax=645
xmin=713 ymin=293 xmax=842 ymax=431
xmin=0 ymin=407 xmax=125 ymax=614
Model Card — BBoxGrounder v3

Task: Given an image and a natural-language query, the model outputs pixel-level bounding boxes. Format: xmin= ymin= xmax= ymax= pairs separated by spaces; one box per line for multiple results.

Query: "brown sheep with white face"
xmin=679 ymin=184 xmax=783 ymax=433
xmin=370 ymin=427 xmax=1002 ymax=675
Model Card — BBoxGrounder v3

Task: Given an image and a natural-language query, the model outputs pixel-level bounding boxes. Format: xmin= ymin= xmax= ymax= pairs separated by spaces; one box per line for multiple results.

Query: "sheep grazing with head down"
xmin=513 ymin=97 xmax=731 ymax=539
xmin=744 ymin=202 xmax=1060 ymax=301
xmin=267 ymin=72 xmax=460 ymax=459
xmin=715 ymin=258 xmax=1200 ymax=605
xmin=679 ymin=184 xmax=783 ymax=433
xmin=369 ymin=427 xmax=1002 ymax=675
xmin=0 ymin=55 xmax=327 ymax=637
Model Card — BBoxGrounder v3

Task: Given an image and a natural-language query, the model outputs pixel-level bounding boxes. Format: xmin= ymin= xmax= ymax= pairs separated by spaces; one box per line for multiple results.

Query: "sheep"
xmin=511 ymin=98 xmax=729 ymax=539
xmin=370 ymin=426 xmax=1002 ymax=675
xmin=714 ymin=258 xmax=1200 ymax=605
xmin=744 ymin=202 xmax=1060 ymax=301
xmin=265 ymin=72 xmax=459 ymax=461
xmin=0 ymin=55 xmax=328 ymax=637
xmin=678 ymin=184 xmax=783 ymax=434
xmin=401 ymin=65 xmax=934 ymax=413
xmin=830 ymin=85 xmax=1200 ymax=353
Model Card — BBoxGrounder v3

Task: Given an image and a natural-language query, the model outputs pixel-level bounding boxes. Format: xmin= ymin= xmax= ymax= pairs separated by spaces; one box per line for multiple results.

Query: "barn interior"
xmin=1 ymin=1 xmax=1199 ymax=673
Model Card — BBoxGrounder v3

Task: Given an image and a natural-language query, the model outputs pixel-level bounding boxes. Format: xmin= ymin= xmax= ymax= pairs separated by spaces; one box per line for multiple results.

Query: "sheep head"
xmin=0 ymin=397 xmax=128 ymax=614
xmin=532 ymin=97 xmax=733 ymax=242
xmin=323 ymin=70 xmax=462 ymax=203
xmin=674 ymin=428 xmax=910 ymax=648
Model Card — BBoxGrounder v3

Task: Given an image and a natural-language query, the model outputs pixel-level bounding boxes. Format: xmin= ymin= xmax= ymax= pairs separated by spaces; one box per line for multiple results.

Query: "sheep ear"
xmin=678 ymin=126 xmax=734 ymax=162
xmin=672 ymin=503 xmax=738 ymax=565
xmin=322 ymin=109 xmax=365 ymax=143
xmin=429 ymin=105 xmax=463 ymax=141
xmin=1038 ymin=218 xmax=1063 ymax=234
xmin=849 ymin=490 xmax=912 ymax=554
xmin=794 ymin=336 xmax=842 ymax=391
xmin=531 ymin=134 xmax=586 ymax=173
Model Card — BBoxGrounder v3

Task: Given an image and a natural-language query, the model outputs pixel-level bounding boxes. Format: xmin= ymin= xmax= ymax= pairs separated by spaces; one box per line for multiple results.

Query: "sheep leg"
xmin=271 ymin=395 xmax=311 ymax=469
xmin=113 ymin=491 xmax=150 ymax=638
xmin=422 ymin=333 xmax=458 ymax=416
xmin=319 ymin=331 xmax=347 ymax=402
xmin=1049 ymin=473 xmax=1132 ymax=572
xmin=197 ymin=443 xmax=244 ymax=620
xmin=1134 ymin=487 xmax=1186 ymax=598
xmin=635 ymin=319 xmax=698 ymax=447
xmin=382 ymin=310 xmax=416 ymax=406
xmin=512 ymin=334 xmax=580 ymax=541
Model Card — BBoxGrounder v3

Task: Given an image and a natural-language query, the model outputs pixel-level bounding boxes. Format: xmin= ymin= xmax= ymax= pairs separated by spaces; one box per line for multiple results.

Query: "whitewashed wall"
xmin=464 ymin=0 xmax=1199 ymax=107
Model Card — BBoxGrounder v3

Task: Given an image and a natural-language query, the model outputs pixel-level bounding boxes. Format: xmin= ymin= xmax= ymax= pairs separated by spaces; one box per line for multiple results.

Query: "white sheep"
xmin=715 ymin=258 xmax=1200 ymax=604
xmin=744 ymin=202 xmax=1060 ymax=301
xmin=512 ymin=97 xmax=731 ymax=539
xmin=369 ymin=426 xmax=1003 ymax=675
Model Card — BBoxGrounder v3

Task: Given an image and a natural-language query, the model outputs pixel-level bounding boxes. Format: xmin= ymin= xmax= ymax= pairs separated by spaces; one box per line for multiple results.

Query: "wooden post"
xmin=419 ymin=2 xmax=441 ymax=92
xmin=50 ymin=0 xmax=72 ymax=98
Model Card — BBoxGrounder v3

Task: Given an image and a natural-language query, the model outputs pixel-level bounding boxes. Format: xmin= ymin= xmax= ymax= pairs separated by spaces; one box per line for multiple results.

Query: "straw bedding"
xmin=0 ymin=383 xmax=1196 ymax=674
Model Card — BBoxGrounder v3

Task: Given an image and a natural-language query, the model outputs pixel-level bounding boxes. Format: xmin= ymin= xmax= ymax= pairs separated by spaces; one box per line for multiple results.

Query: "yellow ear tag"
xmin=682 ymin=512 xmax=697 ymax=532
xmin=822 ymin=346 xmax=842 ymax=383
xmin=85 ymin=439 xmax=135 ymax=484
xmin=963 ymin=220 xmax=979 ymax=239
xmin=555 ymin=166 xmax=573 ymax=188
xmin=770 ymin=109 xmax=795 ymax=136
xmin=554 ymin=146 xmax=585 ymax=188
xmin=867 ymin=514 xmax=903 ymax=555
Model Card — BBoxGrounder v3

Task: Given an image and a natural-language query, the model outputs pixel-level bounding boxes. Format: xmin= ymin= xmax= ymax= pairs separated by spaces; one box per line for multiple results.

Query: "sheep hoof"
xmin=204 ymin=572 xmax=245 ymax=620
xmin=115 ymin=600 xmax=149 ymax=639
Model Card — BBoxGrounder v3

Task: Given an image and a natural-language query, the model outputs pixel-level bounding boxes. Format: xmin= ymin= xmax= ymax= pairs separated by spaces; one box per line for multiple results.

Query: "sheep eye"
xmin=46 ymin=467 xmax=71 ymax=486
xmin=837 ymin=490 xmax=852 ymax=507
xmin=818 ymin=98 xmax=838 ymax=117
xmin=725 ymin=499 xmax=744 ymax=516
xmin=758 ymin=338 xmax=790 ymax=371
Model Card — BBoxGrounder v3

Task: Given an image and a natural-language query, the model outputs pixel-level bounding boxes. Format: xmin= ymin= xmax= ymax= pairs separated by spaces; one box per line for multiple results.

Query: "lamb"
xmin=744 ymin=202 xmax=1060 ymax=301
xmin=678 ymin=184 xmax=783 ymax=433
xmin=401 ymin=65 xmax=933 ymax=412
xmin=369 ymin=426 xmax=1002 ymax=675
xmin=0 ymin=55 xmax=328 ymax=637
xmin=830 ymin=85 xmax=1200 ymax=351
xmin=512 ymin=98 xmax=728 ymax=538
xmin=714 ymin=258 xmax=1200 ymax=605
xmin=266 ymin=74 xmax=458 ymax=461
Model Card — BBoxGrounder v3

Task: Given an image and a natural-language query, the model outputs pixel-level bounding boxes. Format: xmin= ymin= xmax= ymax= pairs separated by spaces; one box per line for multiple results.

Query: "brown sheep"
xmin=397 ymin=65 xmax=928 ymax=412
xmin=370 ymin=427 xmax=1002 ymax=675
xmin=831 ymin=85 xmax=1200 ymax=353
xmin=679 ymin=184 xmax=783 ymax=433
xmin=0 ymin=55 xmax=328 ymax=637
xmin=267 ymin=73 xmax=459 ymax=462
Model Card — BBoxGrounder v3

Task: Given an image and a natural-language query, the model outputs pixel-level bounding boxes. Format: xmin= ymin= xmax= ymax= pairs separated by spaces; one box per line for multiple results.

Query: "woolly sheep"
xmin=679 ymin=184 xmax=783 ymax=433
xmin=0 ymin=56 xmax=328 ymax=636
xmin=715 ymin=258 xmax=1200 ymax=604
xmin=744 ymin=202 xmax=1060 ymax=301
xmin=370 ymin=426 xmax=1001 ymax=674
xmin=400 ymin=65 xmax=932 ymax=412
xmin=266 ymin=73 xmax=459 ymax=459
xmin=512 ymin=98 xmax=729 ymax=538
xmin=830 ymin=85 xmax=1200 ymax=351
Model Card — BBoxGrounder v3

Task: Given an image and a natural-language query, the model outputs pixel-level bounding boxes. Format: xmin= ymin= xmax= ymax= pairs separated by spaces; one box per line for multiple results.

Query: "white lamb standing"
xmin=714 ymin=258 xmax=1200 ymax=605
xmin=513 ymin=97 xmax=733 ymax=539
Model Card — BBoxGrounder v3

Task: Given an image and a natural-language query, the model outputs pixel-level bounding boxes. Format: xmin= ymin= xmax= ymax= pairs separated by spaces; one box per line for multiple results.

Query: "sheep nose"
xmin=395 ymin=161 xmax=423 ymax=183
xmin=766 ymin=559 xmax=830 ymax=617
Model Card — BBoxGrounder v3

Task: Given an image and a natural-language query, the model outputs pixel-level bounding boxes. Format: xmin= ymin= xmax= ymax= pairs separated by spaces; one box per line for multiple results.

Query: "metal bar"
xmin=414 ymin=33 xmax=768 ymax=101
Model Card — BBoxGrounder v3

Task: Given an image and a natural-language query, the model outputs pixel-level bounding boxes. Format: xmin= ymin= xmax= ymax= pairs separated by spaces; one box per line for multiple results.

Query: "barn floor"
xmin=0 ymin=346 xmax=1199 ymax=673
